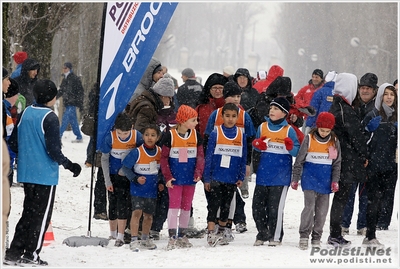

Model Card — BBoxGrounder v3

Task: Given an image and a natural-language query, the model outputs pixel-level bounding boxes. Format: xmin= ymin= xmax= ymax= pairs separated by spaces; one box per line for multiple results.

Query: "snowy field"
xmin=4 ymin=126 xmax=399 ymax=268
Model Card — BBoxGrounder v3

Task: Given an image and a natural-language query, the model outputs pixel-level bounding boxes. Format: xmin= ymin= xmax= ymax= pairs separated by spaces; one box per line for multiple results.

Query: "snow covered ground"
xmin=4 ymin=127 xmax=399 ymax=268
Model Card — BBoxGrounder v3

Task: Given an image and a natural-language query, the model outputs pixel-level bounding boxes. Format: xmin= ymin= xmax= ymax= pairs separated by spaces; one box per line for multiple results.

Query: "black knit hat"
xmin=223 ymin=81 xmax=242 ymax=99
xmin=33 ymin=79 xmax=58 ymax=104
xmin=64 ymin=62 xmax=73 ymax=70
xmin=270 ymin=97 xmax=290 ymax=114
xmin=312 ymin=69 xmax=324 ymax=79
xmin=4 ymin=78 xmax=19 ymax=98
xmin=359 ymin=73 xmax=378 ymax=89
xmin=3 ymin=67 xmax=9 ymax=80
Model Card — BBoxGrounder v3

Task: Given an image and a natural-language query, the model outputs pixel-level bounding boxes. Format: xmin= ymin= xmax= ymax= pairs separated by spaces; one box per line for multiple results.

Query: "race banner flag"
xmin=96 ymin=2 xmax=177 ymax=149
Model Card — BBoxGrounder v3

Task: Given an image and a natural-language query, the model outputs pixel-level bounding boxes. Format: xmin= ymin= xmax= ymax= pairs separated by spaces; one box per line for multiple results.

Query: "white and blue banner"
xmin=96 ymin=2 xmax=177 ymax=149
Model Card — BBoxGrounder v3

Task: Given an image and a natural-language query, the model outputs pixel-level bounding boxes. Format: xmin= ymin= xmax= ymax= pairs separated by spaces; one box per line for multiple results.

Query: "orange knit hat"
xmin=176 ymin=105 xmax=198 ymax=124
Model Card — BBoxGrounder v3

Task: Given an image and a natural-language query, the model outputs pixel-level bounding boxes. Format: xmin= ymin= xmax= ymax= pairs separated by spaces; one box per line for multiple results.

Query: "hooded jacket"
xmin=362 ymin=83 xmax=397 ymax=174
xmin=328 ymin=73 xmax=368 ymax=183
xmin=233 ymin=68 xmax=260 ymax=111
xmin=129 ymin=57 xmax=162 ymax=102
xmin=14 ymin=58 xmax=40 ymax=106
xmin=253 ymin=65 xmax=284 ymax=94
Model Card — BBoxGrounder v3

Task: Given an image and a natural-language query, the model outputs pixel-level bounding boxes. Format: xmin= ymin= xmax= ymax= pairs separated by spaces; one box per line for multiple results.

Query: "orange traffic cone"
xmin=43 ymin=221 xmax=55 ymax=246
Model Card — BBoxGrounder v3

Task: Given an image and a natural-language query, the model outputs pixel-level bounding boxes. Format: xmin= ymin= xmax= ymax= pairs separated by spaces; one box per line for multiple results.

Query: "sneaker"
xmin=129 ymin=240 xmax=140 ymax=252
xmin=17 ymin=256 xmax=48 ymax=266
xmin=236 ymin=223 xmax=247 ymax=233
xmin=268 ymin=241 xmax=282 ymax=247
xmin=140 ymin=239 xmax=157 ymax=250
xmin=166 ymin=237 xmax=176 ymax=251
xmin=185 ymin=227 xmax=206 ymax=238
xmin=253 ymin=239 xmax=265 ymax=246
xmin=94 ymin=213 xmax=108 ymax=220
xmin=3 ymin=255 xmax=19 ymax=266
xmin=362 ymin=238 xmax=385 ymax=248
xmin=341 ymin=226 xmax=349 ymax=236
xmin=357 ymin=227 xmax=367 ymax=236
xmin=207 ymin=232 xmax=222 ymax=247
xmin=241 ymin=189 xmax=249 ymax=199
xmin=311 ymin=239 xmax=321 ymax=248
xmin=149 ymin=230 xmax=160 ymax=240
xmin=176 ymin=236 xmax=193 ymax=248
xmin=299 ymin=238 xmax=308 ymax=250
xmin=114 ymin=239 xmax=124 ymax=247
xmin=71 ymin=138 xmax=83 ymax=143
xmin=327 ymin=235 xmax=351 ymax=248
xmin=222 ymin=227 xmax=235 ymax=242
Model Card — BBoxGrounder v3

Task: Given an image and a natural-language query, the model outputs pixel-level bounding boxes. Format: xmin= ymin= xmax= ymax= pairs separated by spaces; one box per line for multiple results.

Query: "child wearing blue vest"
xmin=100 ymin=112 xmax=143 ymax=247
xmin=252 ymin=97 xmax=300 ymax=247
xmin=160 ymin=105 xmax=205 ymax=250
xmin=119 ymin=124 xmax=162 ymax=251
xmin=291 ymin=112 xmax=341 ymax=250
xmin=203 ymin=103 xmax=247 ymax=247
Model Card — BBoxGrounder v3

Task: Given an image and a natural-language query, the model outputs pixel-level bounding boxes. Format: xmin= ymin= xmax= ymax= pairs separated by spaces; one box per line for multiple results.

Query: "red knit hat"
xmin=176 ymin=105 xmax=198 ymax=124
xmin=316 ymin=112 xmax=335 ymax=129
xmin=13 ymin=51 xmax=28 ymax=64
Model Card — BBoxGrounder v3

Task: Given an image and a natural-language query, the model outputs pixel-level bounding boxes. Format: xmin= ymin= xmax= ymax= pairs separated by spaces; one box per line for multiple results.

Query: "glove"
xmin=66 ymin=160 xmax=82 ymax=177
xmin=252 ymin=136 xmax=267 ymax=151
xmin=331 ymin=182 xmax=339 ymax=193
xmin=366 ymin=116 xmax=382 ymax=132
xmin=284 ymin=137 xmax=294 ymax=151
xmin=291 ymin=181 xmax=298 ymax=190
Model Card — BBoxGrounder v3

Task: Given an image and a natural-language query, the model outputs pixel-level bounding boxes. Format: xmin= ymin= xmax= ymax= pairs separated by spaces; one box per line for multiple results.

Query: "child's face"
xmin=269 ymin=105 xmax=286 ymax=121
xmin=116 ymin=129 xmax=131 ymax=140
xmin=222 ymin=109 xmax=238 ymax=128
xmin=383 ymin=88 xmax=395 ymax=107
xmin=182 ymin=117 xmax=198 ymax=130
xmin=143 ymin=128 xmax=159 ymax=147
xmin=318 ymin=128 xmax=331 ymax=138
xmin=225 ymin=95 xmax=241 ymax=106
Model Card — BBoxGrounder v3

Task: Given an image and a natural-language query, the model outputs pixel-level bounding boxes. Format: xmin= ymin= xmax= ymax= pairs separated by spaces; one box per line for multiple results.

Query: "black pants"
xmin=329 ymin=181 xmax=353 ymax=238
xmin=207 ymin=180 xmax=236 ymax=223
xmin=366 ymin=170 xmax=397 ymax=239
xmin=233 ymin=188 xmax=246 ymax=224
xmin=6 ymin=183 xmax=56 ymax=260
xmin=376 ymin=171 xmax=398 ymax=229
xmin=93 ymin=167 xmax=107 ymax=214
xmin=252 ymin=185 xmax=287 ymax=242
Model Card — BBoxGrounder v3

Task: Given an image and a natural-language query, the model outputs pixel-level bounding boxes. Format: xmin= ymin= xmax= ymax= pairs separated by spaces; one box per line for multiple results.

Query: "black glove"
xmin=65 ymin=160 xmax=82 ymax=177
xmin=298 ymin=106 xmax=316 ymax=116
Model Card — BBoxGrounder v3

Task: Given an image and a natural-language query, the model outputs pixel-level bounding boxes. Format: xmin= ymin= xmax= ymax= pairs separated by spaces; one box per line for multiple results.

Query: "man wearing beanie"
xmin=204 ymin=81 xmax=256 ymax=237
xmin=57 ymin=62 xmax=85 ymax=143
xmin=5 ymin=79 xmax=81 ymax=266
xmin=295 ymin=68 xmax=325 ymax=132
xmin=341 ymin=72 xmax=378 ymax=238
xmin=14 ymin=58 xmax=40 ymax=107
xmin=252 ymin=96 xmax=300 ymax=247
xmin=177 ymin=68 xmax=203 ymax=109
xmin=11 ymin=51 xmax=28 ymax=79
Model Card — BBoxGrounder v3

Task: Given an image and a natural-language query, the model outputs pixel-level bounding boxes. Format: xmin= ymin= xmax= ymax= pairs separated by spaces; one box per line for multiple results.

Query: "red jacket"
xmin=253 ymin=65 xmax=284 ymax=93
xmin=195 ymin=97 xmax=225 ymax=137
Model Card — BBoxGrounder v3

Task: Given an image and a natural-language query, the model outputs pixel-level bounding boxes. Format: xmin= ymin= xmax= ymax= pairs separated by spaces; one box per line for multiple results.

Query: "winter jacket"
xmin=14 ymin=58 xmax=40 ymax=106
xmin=129 ymin=57 xmax=162 ymax=102
xmin=126 ymin=88 xmax=164 ymax=134
xmin=294 ymin=81 xmax=324 ymax=119
xmin=328 ymin=73 xmax=368 ymax=184
xmin=176 ymin=78 xmax=203 ymax=109
xmin=233 ymin=68 xmax=260 ymax=110
xmin=306 ymin=81 xmax=335 ymax=128
xmin=253 ymin=65 xmax=284 ymax=93
xmin=362 ymin=83 xmax=397 ymax=174
xmin=57 ymin=72 xmax=84 ymax=110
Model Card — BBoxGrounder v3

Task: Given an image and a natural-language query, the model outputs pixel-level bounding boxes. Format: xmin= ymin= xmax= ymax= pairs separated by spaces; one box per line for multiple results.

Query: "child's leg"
xmin=130 ymin=209 xmax=142 ymax=237
xmin=178 ymin=185 xmax=195 ymax=233
xmin=299 ymin=190 xmax=316 ymax=239
xmin=167 ymin=185 xmax=183 ymax=237
xmin=142 ymin=212 xmax=154 ymax=237
xmin=312 ymin=193 xmax=330 ymax=241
